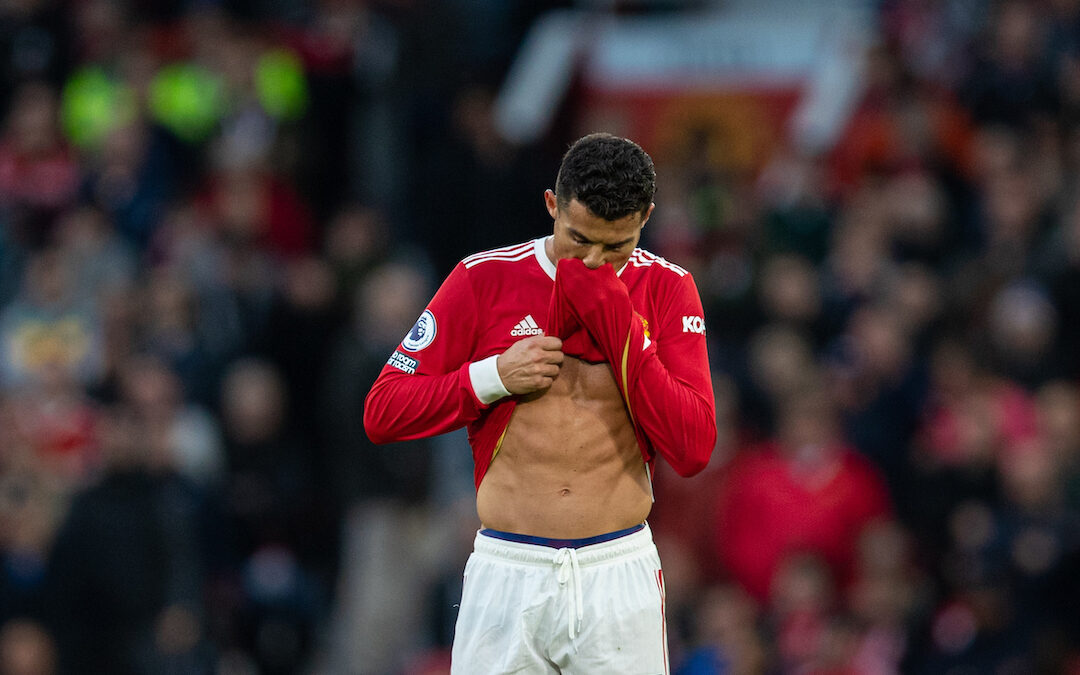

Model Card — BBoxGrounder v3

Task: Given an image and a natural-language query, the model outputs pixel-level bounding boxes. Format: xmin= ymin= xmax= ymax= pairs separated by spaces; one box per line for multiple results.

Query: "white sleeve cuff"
xmin=469 ymin=355 xmax=511 ymax=404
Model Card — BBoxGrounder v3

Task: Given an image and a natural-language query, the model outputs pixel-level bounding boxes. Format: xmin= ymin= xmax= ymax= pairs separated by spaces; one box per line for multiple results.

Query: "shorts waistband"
xmin=479 ymin=523 xmax=645 ymax=549
xmin=473 ymin=523 xmax=654 ymax=567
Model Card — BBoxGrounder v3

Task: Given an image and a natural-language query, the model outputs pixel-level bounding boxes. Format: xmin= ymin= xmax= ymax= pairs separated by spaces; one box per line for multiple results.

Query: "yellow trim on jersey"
xmin=621 ymin=323 xmax=653 ymax=496
xmin=488 ymin=425 xmax=510 ymax=466
xmin=621 ymin=328 xmax=635 ymax=425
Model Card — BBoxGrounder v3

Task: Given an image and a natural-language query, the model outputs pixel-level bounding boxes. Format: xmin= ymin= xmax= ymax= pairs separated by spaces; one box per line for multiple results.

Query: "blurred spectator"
xmin=0 ymin=460 xmax=66 ymax=626
xmin=880 ymin=0 xmax=981 ymax=88
xmin=80 ymin=118 xmax=179 ymax=249
xmin=756 ymin=144 xmax=832 ymax=264
xmin=847 ymin=521 xmax=923 ymax=673
xmin=5 ymin=360 xmax=98 ymax=487
xmin=829 ymin=303 xmax=926 ymax=496
xmin=322 ymin=203 xmax=391 ymax=300
xmin=256 ymin=254 xmax=343 ymax=444
xmin=70 ymin=0 xmax=129 ymax=68
xmin=158 ymin=196 xmax=280 ymax=371
xmin=233 ymin=543 xmax=325 ymax=675
xmin=415 ymin=82 xmax=549 ymax=274
xmin=923 ymin=338 xmax=1041 ymax=460
xmin=117 ymin=353 xmax=224 ymax=487
xmin=741 ymin=324 xmax=817 ymax=435
xmin=1037 ymin=381 xmax=1080 ymax=506
xmin=133 ymin=263 xmax=219 ymax=405
xmin=215 ymin=357 xmax=332 ymax=673
xmin=882 ymin=170 xmax=955 ymax=267
xmin=1035 ymin=194 xmax=1080 ymax=378
xmin=768 ymin=553 xmax=840 ymax=673
xmin=0 ymin=0 xmax=70 ymax=113
xmin=984 ymin=280 xmax=1059 ymax=388
xmin=907 ymin=337 xmax=1030 ymax=553
xmin=756 ymin=253 xmax=826 ymax=345
xmin=829 ymin=45 xmax=974 ymax=194
xmin=0 ymin=249 xmax=105 ymax=391
xmin=52 ymin=206 xmax=135 ymax=303
xmin=47 ymin=405 xmax=212 ymax=674
xmin=975 ymin=156 xmax=1048 ymax=279
xmin=197 ymin=161 xmax=314 ymax=261
xmin=0 ymin=211 xmax=27 ymax=309
xmin=283 ymin=0 xmax=405 ymax=218
xmin=715 ymin=383 xmax=891 ymax=602
xmin=823 ymin=188 xmax=895 ymax=315
xmin=676 ymin=584 xmax=767 ymax=675
xmin=0 ymin=82 xmax=80 ymax=247
xmin=219 ymin=358 xmax=324 ymax=565
xmin=878 ymin=262 xmax=944 ymax=348
xmin=0 ymin=618 xmax=57 ymax=675
xmin=319 ymin=261 xmax=433 ymax=509
xmin=964 ymin=0 xmax=1058 ymax=128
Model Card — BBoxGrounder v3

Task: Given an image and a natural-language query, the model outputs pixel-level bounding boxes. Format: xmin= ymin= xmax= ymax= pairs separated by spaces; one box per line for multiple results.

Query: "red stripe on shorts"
xmin=655 ymin=569 xmax=668 ymax=675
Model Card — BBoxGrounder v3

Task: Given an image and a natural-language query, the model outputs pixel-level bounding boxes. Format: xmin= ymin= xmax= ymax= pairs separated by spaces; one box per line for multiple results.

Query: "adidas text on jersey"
xmin=510 ymin=315 xmax=544 ymax=337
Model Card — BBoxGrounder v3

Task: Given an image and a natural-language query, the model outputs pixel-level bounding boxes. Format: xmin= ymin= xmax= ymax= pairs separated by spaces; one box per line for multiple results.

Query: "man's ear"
xmin=544 ymin=189 xmax=559 ymax=220
xmin=641 ymin=202 xmax=655 ymax=228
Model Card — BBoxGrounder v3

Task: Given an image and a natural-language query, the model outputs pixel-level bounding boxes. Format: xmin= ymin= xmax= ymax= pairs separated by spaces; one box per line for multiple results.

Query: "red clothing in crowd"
xmin=198 ymin=170 xmax=315 ymax=259
xmin=0 ymin=142 xmax=80 ymax=212
xmin=715 ymin=442 xmax=891 ymax=600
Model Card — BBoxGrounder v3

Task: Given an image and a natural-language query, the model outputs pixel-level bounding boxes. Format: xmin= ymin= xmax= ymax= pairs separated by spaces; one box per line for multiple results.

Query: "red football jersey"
xmin=364 ymin=237 xmax=716 ymax=489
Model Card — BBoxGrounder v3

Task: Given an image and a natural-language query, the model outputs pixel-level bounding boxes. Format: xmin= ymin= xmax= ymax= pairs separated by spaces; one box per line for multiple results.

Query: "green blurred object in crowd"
xmin=61 ymin=67 xmax=137 ymax=150
xmin=256 ymin=48 xmax=308 ymax=120
xmin=149 ymin=63 xmax=226 ymax=143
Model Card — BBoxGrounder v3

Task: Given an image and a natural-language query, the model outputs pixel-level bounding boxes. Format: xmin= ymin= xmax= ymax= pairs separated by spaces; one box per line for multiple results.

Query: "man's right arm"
xmin=364 ymin=262 xmax=565 ymax=444
xmin=364 ymin=263 xmax=496 ymax=443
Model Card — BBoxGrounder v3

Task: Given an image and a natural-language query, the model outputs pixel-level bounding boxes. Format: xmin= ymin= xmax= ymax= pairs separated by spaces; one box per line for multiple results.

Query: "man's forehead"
xmin=561 ymin=198 xmax=644 ymax=231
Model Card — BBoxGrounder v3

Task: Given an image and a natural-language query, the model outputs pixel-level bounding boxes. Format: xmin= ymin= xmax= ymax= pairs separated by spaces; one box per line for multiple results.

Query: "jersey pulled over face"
xmin=544 ymin=190 xmax=653 ymax=271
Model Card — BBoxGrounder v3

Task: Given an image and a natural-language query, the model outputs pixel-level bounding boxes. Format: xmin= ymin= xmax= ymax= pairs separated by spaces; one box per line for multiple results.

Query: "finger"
xmin=535 ymin=336 xmax=563 ymax=351
xmin=539 ymin=364 xmax=560 ymax=378
xmin=541 ymin=350 xmax=564 ymax=365
xmin=527 ymin=363 xmax=559 ymax=377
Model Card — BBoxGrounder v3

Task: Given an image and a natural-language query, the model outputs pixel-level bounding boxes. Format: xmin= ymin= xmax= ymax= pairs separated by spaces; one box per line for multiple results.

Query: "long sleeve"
xmin=550 ymin=258 xmax=716 ymax=476
xmin=364 ymin=263 xmax=488 ymax=443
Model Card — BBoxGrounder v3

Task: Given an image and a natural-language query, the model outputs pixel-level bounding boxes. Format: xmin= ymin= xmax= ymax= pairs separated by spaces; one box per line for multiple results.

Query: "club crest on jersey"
xmin=402 ymin=310 xmax=437 ymax=351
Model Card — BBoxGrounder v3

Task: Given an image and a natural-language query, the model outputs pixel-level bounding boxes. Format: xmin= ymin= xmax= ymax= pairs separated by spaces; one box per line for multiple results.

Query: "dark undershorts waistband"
xmin=478 ymin=523 xmax=646 ymax=549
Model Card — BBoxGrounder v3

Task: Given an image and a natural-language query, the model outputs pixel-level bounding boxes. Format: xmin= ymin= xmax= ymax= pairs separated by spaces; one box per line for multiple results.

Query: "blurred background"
xmin=2 ymin=0 xmax=1080 ymax=673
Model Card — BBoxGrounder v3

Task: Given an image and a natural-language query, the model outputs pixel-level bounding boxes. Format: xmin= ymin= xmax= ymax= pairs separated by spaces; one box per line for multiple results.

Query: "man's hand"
xmin=497 ymin=336 xmax=564 ymax=394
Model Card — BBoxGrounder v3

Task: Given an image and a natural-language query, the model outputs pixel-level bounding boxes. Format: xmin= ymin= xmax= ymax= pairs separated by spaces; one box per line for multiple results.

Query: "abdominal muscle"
xmin=476 ymin=356 xmax=653 ymax=539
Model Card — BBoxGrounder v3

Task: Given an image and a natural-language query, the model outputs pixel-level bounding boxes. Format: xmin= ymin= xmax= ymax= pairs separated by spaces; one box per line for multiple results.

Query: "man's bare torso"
xmin=476 ymin=356 xmax=652 ymax=538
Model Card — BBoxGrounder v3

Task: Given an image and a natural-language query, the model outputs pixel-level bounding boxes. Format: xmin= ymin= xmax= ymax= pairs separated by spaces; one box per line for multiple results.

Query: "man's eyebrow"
xmin=567 ymin=227 xmax=635 ymax=248
xmin=567 ymin=227 xmax=593 ymax=243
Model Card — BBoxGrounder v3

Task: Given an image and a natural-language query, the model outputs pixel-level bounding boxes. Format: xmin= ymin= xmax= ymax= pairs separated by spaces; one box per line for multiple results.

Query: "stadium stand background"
xmin=3 ymin=0 xmax=1080 ymax=672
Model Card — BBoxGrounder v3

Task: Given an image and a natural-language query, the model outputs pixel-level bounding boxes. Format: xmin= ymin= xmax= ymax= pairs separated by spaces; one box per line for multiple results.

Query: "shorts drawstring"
xmin=554 ymin=547 xmax=584 ymax=640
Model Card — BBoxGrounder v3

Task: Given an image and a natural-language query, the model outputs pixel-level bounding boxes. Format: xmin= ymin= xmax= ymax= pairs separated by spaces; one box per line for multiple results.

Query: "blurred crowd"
xmin=648 ymin=1 xmax=1080 ymax=672
xmin=3 ymin=0 xmax=1080 ymax=673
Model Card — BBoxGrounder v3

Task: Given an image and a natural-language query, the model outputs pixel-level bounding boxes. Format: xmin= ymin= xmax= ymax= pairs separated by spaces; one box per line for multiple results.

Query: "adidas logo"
xmin=510 ymin=314 xmax=544 ymax=337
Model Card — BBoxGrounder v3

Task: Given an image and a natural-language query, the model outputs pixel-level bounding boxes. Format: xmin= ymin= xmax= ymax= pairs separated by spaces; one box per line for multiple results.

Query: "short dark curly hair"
xmin=555 ymin=133 xmax=656 ymax=221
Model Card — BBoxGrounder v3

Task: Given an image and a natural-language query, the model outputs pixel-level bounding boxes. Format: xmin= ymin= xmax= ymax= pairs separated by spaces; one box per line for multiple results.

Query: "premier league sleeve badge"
xmin=402 ymin=309 xmax=437 ymax=352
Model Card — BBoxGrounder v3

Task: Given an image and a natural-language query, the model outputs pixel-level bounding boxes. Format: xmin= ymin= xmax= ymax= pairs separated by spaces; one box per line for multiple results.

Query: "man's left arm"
xmin=557 ymin=259 xmax=717 ymax=476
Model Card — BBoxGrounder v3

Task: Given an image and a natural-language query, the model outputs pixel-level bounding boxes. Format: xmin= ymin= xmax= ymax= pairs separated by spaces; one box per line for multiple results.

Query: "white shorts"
xmin=450 ymin=523 xmax=669 ymax=674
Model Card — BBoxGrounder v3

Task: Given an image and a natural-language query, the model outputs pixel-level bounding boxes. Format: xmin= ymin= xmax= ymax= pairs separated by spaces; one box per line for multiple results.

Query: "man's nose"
xmin=582 ymin=247 xmax=605 ymax=269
